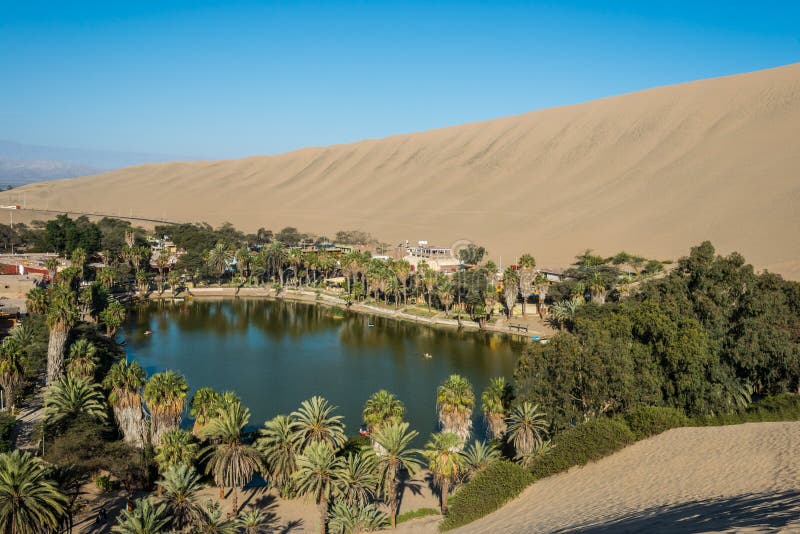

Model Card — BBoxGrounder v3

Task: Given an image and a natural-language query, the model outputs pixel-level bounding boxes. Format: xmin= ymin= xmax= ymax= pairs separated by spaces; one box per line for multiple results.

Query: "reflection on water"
xmin=123 ymin=299 xmax=524 ymax=441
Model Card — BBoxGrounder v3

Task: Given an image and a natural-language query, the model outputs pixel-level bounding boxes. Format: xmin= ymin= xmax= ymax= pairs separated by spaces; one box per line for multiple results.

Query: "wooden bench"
xmin=508 ymin=323 xmax=528 ymax=333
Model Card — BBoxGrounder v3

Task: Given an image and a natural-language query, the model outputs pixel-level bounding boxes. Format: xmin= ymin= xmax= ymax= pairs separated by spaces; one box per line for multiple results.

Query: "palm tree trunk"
xmin=46 ymin=325 xmax=69 ymax=384
xmin=232 ymin=487 xmax=238 ymax=515
xmin=219 ymin=485 xmax=224 ymax=500
xmin=441 ymin=478 xmax=450 ymax=514
xmin=318 ymin=499 xmax=328 ymax=534
xmin=390 ymin=483 xmax=397 ymax=528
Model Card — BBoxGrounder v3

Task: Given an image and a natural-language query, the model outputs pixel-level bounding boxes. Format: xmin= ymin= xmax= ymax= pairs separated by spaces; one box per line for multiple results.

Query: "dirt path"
xmin=11 ymin=380 xmax=45 ymax=452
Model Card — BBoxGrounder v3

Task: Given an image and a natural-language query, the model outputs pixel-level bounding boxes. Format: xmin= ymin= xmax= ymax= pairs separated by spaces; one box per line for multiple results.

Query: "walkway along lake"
xmin=122 ymin=298 xmax=524 ymax=441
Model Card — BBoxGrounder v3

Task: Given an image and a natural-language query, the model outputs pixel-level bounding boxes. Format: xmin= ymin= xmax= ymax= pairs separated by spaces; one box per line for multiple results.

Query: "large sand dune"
xmin=5 ymin=63 xmax=800 ymax=277
xmin=397 ymin=422 xmax=800 ymax=533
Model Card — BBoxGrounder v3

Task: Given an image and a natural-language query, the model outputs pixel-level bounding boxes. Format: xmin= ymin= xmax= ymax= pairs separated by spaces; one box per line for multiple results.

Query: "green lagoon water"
xmin=123 ymin=299 xmax=523 ymax=439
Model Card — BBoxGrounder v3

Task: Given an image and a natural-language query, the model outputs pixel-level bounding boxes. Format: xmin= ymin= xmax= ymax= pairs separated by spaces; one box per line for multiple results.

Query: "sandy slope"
xmin=5 ymin=63 xmax=800 ymax=277
xmin=448 ymin=422 xmax=800 ymax=533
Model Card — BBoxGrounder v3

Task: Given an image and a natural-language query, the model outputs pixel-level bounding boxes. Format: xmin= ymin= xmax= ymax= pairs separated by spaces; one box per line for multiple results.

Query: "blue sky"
xmin=1 ymin=1 xmax=798 ymax=159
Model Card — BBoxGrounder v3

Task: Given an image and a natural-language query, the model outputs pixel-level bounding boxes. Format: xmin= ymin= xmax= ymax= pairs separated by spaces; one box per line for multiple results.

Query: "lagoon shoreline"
xmin=143 ymin=286 xmax=547 ymax=340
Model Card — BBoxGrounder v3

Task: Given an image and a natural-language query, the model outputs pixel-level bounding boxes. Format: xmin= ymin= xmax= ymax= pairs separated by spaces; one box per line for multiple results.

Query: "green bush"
xmin=95 ymin=475 xmax=114 ymax=492
xmin=530 ymin=417 xmax=635 ymax=481
xmin=693 ymin=394 xmax=800 ymax=426
xmin=0 ymin=413 xmax=15 ymax=453
xmin=440 ymin=460 xmax=533 ymax=531
xmin=397 ymin=507 xmax=439 ymax=524
xmin=624 ymin=406 xmax=690 ymax=439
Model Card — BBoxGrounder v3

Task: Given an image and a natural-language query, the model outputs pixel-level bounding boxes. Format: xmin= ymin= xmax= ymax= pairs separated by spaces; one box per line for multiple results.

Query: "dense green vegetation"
xmin=1 ymin=215 xmax=799 ymax=532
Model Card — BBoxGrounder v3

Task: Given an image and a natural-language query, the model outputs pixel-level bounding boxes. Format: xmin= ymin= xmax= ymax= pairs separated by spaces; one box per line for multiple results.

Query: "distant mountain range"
xmin=0 ymin=140 xmax=189 ymax=186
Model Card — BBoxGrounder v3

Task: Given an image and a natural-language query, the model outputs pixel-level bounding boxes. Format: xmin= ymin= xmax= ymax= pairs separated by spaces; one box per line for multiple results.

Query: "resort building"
xmin=400 ymin=240 xmax=462 ymax=273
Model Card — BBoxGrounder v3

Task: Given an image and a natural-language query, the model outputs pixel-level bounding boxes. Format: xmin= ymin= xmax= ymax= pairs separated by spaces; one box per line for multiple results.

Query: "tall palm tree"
xmin=517 ymin=254 xmax=536 ymax=317
xmin=335 ymin=452 xmax=378 ymax=507
xmin=206 ymin=243 xmax=231 ymax=284
xmin=25 ymin=287 xmax=48 ymax=315
xmin=44 ymin=375 xmax=107 ymax=425
xmin=291 ymin=396 xmax=346 ymax=450
xmin=506 ymin=402 xmax=549 ymax=464
xmin=99 ymin=301 xmax=127 ymax=337
xmin=190 ymin=387 xmax=222 ymax=437
xmin=44 ymin=257 xmax=60 ymax=282
xmin=200 ymin=401 xmax=263 ymax=514
xmin=327 ymin=501 xmax=388 ymax=534
xmin=97 ymin=267 xmax=116 ymax=290
xmin=436 ymin=278 xmax=455 ymax=317
xmin=143 ymin=371 xmax=189 ymax=447
xmin=459 ymin=440 xmax=500 ymax=481
xmin=111 ymin=497 xmax=171 ymax=534
xmin=436 ymin=374 xmax=475 ymax=444
xmin=392 ymin=260 xmax=411 ymax=305
xmin=0 ymin=450 xmax=67 ymax=533
xmin=157 ymin=464 xmax=205 ymax=531
xmin=293 ymin=441 xmax=345 ymax=534
xmin=66 ymin=338 xmax=98 ymax=381
xmin=154 ymin=429 xmax=198 ymax=473
xmin=370 ymin=422 xmax=421 ymax=528
xmin=103 ymin=359 xmax=147 ymax=448
xmin=70 ymin=247 xmax=87 ymax=282
xmin=45 ymin=282 xmax=79 ymax=384
xmin=0 ymin=339 xmax=24 ymax=412
xmin=236 ymin=507 xmax=277 ymax=534
xmin=362 ymin=390 xmax=405 ymax=434
xmin=255 ymin=415 xmax=299 ymax=498
xmin=422 ymin=432 xmax=464 ymax=514
xmin=502 ymin=268 xmax=520 ymax=318
xmin=481 ymin=377 xmax=511 ymax=439
xmin=534 ymin=272 xmax=550 ymax=318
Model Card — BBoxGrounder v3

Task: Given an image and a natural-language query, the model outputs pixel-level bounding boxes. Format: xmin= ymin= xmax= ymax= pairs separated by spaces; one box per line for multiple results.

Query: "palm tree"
xmin=103 ymin=359 xmax=147 ymax=448
xmin=143 ymin=371 xmax=189 ymax=447
xmin=0 ymin=450 xmax=67 ymax=533
xmin=370 ymin=422 xmax=421 ymax=528
xmin=206 ymin=243 xmax=230 ymax=284
xmin=97 ymin=266 xmax=116 ymax=290
xmin=293 ymin=441 xmax=345 ymax=534
xmin=44 ymin=375 xmax=107 ymax=425
xmin=192 ymin=501 xmax=237 ymax=533
xmin=25 ymin=287 xmax=48 ymax=315
xmin=481 ymin=377 xmax=511 ymax=439
xmin=291 ymin=396 xmax=346 ymax=450
xmin=517 ymin=254 xmax=536 ymax=317
xmin=335 ymin=452 xmax=378 ymax=506
xmin=256 ymin=415 xmax=299 ymax=498
xmin=534 ymin=272 xmax=550 ymax=318
xmin=436 ymin=374 xmax=475 ymax=444
xmin=190 ymin=387 xmax=222 ymax=437
xmin=422 ymin=432 xmax=464 ymax=514
xmin=99 ymin=301 xmax=127 ymax=337
xmin=154 ymin=429 xmax=198 ymax=473
xmin=45 ymin=282 xmax=79 ymax=384
xmin=112 ymin=497 xmax=171 ymax=534
xmin=436 ymin=278 xmax=455 ymax=317
xmin=588 ymin=272 xmax=608 ymax=304
xmin=327 ymin=501 xmax=388 ymax=534
xmin=157 ymin=464 xmax=205 ymax=531
xmin=362 ymin=390 xmax=405 ymax=434
xmin=547 ymin=299 xmax=582 ymax=331
xmin=460 ymin=440 xmax=500 ymax=480
xmin=66 ymin=338 xmax=97 ymax=381
xmin=70 ymin=247 xmax=87 ymax=282
xmin=236 ymin=506 xmax=277 ymax=534
xmin=44 ymin=257 xmax=60 ymax=281
xmin=135 ymin=269 xmax=149 ymax=295
xmin=393 ymin=260 xmax=411 ymax=305
xmin=0 ymin=339 xmax=24 ymax=412
xmin=506 ymin=402 xmax=549 ymax=463
xmin=200 ymin=401 xmax=263 ymax=514
xmin=502 ymin=268 xmax=520 ymax=318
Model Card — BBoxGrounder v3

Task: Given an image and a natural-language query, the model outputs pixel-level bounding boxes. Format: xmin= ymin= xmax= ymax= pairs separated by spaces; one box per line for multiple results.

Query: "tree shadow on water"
xmin=558 ymin=491 xmax=800 ymax=533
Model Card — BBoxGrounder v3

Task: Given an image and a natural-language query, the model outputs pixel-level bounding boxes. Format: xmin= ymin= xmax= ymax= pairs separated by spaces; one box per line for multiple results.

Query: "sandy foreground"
xmin=3 ymin=62 xmax=799 ymax=278
xmin=438 ymin=422 xmax=800 ymax=534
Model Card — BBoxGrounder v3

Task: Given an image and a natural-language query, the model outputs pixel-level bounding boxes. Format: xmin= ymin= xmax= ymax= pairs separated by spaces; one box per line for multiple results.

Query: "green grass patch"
xmin=440 ymin=460 xmax=533 ymax=531
xmin=397 ymin=507 xmax=439 ymax=524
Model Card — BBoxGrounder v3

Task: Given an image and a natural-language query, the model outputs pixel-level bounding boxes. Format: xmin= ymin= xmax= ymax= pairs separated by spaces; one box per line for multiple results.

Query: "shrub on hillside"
xmin=529 ymin=417 xmax=635 ymax=481
xmin=693 ymin=394 xmax=800 ymax=426
xmin=0 ymin=413 xmax=15 ymax=453
xmin=440 ymin=460 xmax=533 ymax=531
xmin=624 ymin=406 xmax=689 ymax=440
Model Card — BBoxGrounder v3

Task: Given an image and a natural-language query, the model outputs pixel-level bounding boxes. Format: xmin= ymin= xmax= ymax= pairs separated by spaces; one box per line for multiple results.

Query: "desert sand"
xmin=436 ymin=421 xmax=800 ymax=533
xmin=3 ymin=63 xmax=799 ymax=278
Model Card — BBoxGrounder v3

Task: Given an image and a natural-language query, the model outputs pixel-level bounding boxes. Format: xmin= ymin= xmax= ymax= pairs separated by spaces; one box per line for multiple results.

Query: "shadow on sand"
xmin=558 ymin=490 xmax=800 ymax=533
